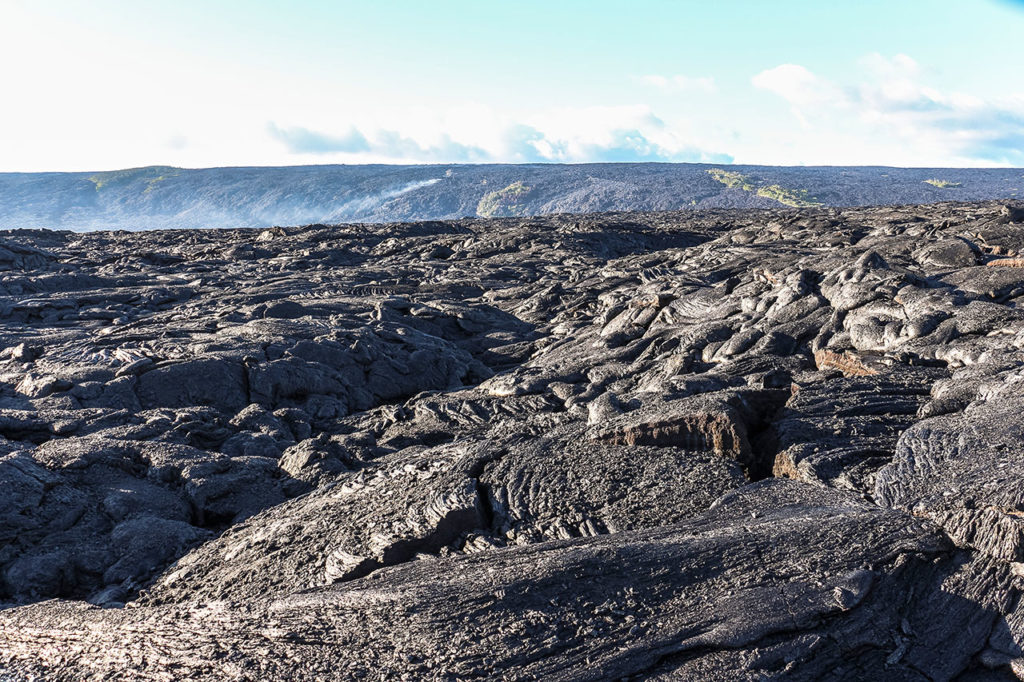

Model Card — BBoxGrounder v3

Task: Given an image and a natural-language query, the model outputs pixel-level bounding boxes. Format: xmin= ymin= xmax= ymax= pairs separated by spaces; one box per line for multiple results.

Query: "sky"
xmin=2 ymin=0 xmax=1024 ymax=171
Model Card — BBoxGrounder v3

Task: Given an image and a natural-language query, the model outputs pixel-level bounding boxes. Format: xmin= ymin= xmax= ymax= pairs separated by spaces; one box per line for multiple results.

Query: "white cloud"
xmin=751 ymin=64 xmax=848 ymax=128
xmin=639 ymin=74 xmax=716 ymax=92
xmin=752 ymin=64 xmax=840 ymax=107
xmin=859 ymin=52 xmax=921 ymax=79
xmin=750 ymin=55 xmax=1024 ymax=166
xmin=267 ymin=104 xmax=733 ymax=165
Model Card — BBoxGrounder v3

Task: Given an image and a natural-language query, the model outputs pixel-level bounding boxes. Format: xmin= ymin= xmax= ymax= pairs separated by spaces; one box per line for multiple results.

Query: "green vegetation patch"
xmin=923 ymin=179 xmax=963 ymax=189
xmin=755 ymin=184 xmax=821 ymax=208
xmin=707 ymin=169 xmax=821 ymax=208
xmin=89 ymin=166 xmax=180 ymax=192
xmin=477 ymin=181 xmax=533 ymax=218
xmin=142 ymin=171 xmax=180 ymax=194
xmin=707 ymin=168 xmax=755 ymax=191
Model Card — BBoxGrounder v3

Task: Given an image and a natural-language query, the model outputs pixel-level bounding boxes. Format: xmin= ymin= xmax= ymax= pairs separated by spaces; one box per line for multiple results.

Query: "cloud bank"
xmin=266 ymin=124 xmax=371 ymax=154
xmin=752 ymin=54 xmax=1024 ymax=166
xmin=267 ymin=104 xmax=733 ymax=165
xmin=265 ymin=56 xmax=1024 ymax=169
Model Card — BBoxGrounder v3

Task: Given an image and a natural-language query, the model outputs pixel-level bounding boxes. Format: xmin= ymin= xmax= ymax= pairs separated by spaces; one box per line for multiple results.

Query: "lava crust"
xmin=2 ymin=201 xmax=1024 ymax=680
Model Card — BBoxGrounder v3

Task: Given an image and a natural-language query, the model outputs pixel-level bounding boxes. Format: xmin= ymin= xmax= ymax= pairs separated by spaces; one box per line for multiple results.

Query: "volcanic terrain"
xmin=3 ymin=201 xmax=1024 ymax=679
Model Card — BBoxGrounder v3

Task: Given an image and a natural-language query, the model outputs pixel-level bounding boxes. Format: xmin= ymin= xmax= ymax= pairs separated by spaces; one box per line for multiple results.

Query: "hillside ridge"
xmin=1 ymin=162 xmax=1022 ymax=231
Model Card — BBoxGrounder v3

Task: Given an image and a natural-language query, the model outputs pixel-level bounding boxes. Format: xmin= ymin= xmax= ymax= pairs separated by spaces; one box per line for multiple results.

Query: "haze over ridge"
xmin=2 ymin=162 xmax=1022 ymax=232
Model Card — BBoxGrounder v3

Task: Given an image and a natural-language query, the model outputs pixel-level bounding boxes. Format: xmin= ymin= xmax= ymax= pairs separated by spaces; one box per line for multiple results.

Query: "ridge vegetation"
xmin=707 ymin=168 xmax=822 ymax=207
xmin=476 ymin=180 xmax=533 ymax=218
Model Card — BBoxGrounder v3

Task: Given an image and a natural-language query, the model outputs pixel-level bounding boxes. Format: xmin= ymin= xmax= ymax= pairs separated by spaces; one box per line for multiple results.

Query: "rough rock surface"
xmin=2 ymin=200 xmax=1024 ymax=679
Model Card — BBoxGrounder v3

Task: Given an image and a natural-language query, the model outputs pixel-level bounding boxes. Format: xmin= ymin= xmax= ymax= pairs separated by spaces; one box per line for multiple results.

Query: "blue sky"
xmin=2 ymin=0 xmax=1024 ymax=170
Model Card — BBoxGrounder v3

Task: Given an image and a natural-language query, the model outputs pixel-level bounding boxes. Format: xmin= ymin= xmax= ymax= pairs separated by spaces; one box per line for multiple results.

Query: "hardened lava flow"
xmin=2 ymin=201 xmax=1024 ymax=679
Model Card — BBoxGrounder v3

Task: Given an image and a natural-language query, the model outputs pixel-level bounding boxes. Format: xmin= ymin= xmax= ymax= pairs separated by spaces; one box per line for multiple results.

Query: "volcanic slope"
xmin=3 ymin=201 xmax=1024 ymax=679
xmin=2 ymin=162 xmax=1023 ymax=231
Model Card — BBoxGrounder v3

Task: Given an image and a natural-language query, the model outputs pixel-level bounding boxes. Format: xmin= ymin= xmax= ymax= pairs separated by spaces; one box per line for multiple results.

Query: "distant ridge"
xmin=1 ymin=162 xmax=1021 ymax=231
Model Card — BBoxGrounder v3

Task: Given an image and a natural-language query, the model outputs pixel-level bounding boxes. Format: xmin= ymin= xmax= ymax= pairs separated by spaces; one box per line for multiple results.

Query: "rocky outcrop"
xmin=1 ymin=480 xmax=1019 ymax=681
xmin=876 ymin=370 xmax=1024 ymax=563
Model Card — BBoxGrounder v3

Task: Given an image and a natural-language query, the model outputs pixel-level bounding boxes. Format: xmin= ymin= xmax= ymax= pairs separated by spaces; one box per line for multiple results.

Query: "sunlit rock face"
xmin=3 ymin=200 xmax=1024 ymax=680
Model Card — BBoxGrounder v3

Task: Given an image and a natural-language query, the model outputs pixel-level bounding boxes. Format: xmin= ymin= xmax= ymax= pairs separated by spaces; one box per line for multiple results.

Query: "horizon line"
xmin=4 ymin=160 xmax=1024 ymax=175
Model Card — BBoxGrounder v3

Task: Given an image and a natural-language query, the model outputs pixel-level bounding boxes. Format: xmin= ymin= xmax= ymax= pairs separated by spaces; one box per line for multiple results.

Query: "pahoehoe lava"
xmin=3 ymin=201 xmax=1024 ymax=679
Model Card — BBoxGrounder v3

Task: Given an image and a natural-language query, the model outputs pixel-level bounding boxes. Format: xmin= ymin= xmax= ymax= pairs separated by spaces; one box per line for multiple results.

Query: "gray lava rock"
xmin=0 ymin=480 xmax=1018 ymax=681
xmin=2 ymin=201 xmax=1024 ymax=679
xmin=876 ymin=370 xmax=1024 ymax=563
